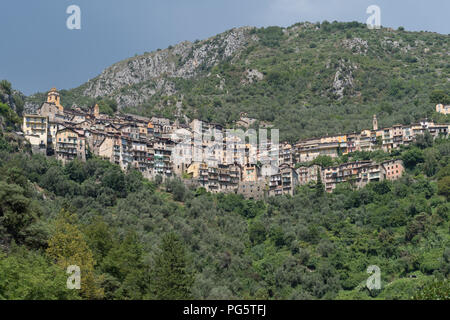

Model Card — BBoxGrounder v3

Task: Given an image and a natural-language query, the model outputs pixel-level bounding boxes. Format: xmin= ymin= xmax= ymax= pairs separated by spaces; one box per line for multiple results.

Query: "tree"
xmin=315 ymin=168 xmax=325 ymax=197
xmin=437 ymin=176 xmax=450 ymax=199
xmin=401 ymin=148 xmax=424 ymax=169
xmin=415 ymin=132 xmax=434 ymax=149
xmin=0 ymin=247 xmax=80 ymax=300
xmin=0 ymin=102 xmax=20 ymax=125
xmin=154 ymin=174 xmax=163 ymax=186
xmin=100 ymin=231 xmax=149 ymax=299
xmin=165 ymin=178 xmax=186 ymax=202
xmin=405 ymin=213 xmax=428 ymax=241
xmin=96 ymin=99 xmax=118 ymax=116
xmin=151 ymin=233 xmax=194 ymax=299
xmin=83 ymin=216 xmax=114 ymax=264
xmin=414 ymin=279 xmax=450 ymax=300
xmin=430 ymin=89 xmax=450 ymax=105
xmin=312 ymin=155 xmax=334 ymax=168
xmin=46 ymin=210 xmax=104 ymax=299
xmin=423 ymin=149 xmax=439 ymax=177
xmin=64 ymin=159 xmax=87 ymax=183
xmin=0 ymin=180 xmax=36 ymax=241
xmin=101 ymin=166 xmax=126 ymax=196
xmin=249 ymin=221 xmax=266 ymax=245
xmin=0 ymin=80 xmax=12 ymax=95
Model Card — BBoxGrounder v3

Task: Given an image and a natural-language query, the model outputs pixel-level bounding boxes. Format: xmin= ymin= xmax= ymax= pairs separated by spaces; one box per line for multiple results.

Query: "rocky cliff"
xmin=82 ymin=27 xmax=256 ymax=108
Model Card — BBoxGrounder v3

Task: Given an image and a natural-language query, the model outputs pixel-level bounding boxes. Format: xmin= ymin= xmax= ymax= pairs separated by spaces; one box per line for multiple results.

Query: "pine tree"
xmin=315 ymin=167 xmax=325 ymax=197
xmin=46 ymin=209 xmax=104 ymax=299
xmin=101 ymin=231 xmax=150 ymax=299
xmin=151 ymin=233 xmax=194 ymax=300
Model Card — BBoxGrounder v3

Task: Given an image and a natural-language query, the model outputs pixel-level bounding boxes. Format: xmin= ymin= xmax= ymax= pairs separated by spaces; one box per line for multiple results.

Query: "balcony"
xmin=57 ymin=148 xmax=77 ymax=155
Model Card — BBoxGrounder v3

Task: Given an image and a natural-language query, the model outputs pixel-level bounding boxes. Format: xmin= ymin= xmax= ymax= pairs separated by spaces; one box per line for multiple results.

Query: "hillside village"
xmin=22 ymin=88 xmax=450 ymax=198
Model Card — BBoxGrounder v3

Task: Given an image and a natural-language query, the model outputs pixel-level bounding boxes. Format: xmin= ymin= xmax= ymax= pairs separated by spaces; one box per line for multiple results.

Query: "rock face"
xmin=0 ymin=87 xmax=26 ymax=114
xmin=24 ymin=101 xmax=41 ymax=114
xmin=332 ymin=59 xmax=357 ymax=99
xmin=241 ymin=69 xmax=264 ymax=85
xmin=342 ymin=38 xmax=368 ymax=55
xmin=82 ymin=27 xmax=255 ymax=108
xmin=0 ymin=92 xmax=16 ymax=111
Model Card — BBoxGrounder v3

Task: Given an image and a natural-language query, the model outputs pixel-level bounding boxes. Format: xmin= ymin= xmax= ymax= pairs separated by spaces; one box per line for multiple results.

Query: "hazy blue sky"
xmin=0 ymin=0 xmax=448 ymax=95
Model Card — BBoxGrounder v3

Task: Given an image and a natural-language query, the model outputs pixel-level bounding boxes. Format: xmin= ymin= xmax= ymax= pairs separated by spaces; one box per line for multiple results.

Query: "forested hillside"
xmin=1 ymin=116 xmax=449 ymax=299
xmin=25 ymin=21 xmax=450 ymax=141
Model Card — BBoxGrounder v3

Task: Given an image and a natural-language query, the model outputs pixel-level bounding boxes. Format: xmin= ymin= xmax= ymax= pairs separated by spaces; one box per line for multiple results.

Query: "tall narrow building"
xmin=47 ymin=88 xmax=64 ymax=112
xmin=93 ymin=103 xmax=100 ymax=118
xmin=373 ymin=115 xmax=378 ymax=131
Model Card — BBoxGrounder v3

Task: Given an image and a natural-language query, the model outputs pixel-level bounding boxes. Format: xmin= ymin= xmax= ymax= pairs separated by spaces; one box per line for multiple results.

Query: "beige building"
xmin=97 ymin=135 xmax=115 ymax=162
xmin=55 ymin=128 xmax=86 ymax=164
xmin=322 ymin=161 xmax=372 ymax=193
xmin=22 ymin=114 xmax=48 ymax=153
xmin=268 ymin=163 xmax=298 ymax=196
xmin=297 ymin=165 xmax=321 ymax=185
xmin=295 ymin=139 xmax=340 ymax=163
xmin=436 ymin=104 xmax=450 ymax=115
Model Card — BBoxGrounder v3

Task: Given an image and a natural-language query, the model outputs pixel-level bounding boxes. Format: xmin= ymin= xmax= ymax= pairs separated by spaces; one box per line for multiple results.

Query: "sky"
xmin=0 ymin=0 xmax=449 ymax=95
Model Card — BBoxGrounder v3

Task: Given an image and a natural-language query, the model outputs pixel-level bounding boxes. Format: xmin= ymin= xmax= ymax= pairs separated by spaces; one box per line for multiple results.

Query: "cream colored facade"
xmin=23 ymin=114 xmax=48 ymax=150
xmin=98 ymin=136 xmax=115 ymax=161
xmin=55 ymin=128 xmax=86 ymax=163
xmin=436 ymin=104 xmax=450 ymax=115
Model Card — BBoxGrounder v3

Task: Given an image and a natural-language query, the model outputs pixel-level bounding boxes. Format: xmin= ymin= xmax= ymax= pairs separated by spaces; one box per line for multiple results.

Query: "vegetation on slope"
xmin=0 ymin=130 xmax=449 ymax=300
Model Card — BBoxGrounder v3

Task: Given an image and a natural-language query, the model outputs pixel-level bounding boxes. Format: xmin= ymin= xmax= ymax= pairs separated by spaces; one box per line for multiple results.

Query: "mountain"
xmin=25 ymin=21 xmax=450 ymax=141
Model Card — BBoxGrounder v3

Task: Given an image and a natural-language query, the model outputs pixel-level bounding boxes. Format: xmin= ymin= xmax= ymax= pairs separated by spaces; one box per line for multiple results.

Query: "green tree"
xmin=151 ymin=233 xmax=194 ymax=299
xmin=312 ymin=155 xmax=334 ymax=168
xmin=414 ymin=279 xmax=450 ymax=300
xmin=0 ymin=180 xmax=36 ymax=241
xmin=423 ymin=149 xmax=439 ymax=177
xmin=437 ymin=176 xmax=450 ymax=199
xmin=46 ymin=210 xmax=104 ymax=299
xmin=249 ymin=221 xmax=267 ymax=245
xmin=0 ymin=247 xmax=80 ymax=300
xmin=101 ymin=231 xmax=149 ymax=299
xmin=430 ymin=89 xmax=450 ymax=105
xmin=402 ymin=148 xmax=425 ymax=169
xmin=315 ymin=168 xmax=325 ymax=197
xmin=0 ymin=80 xmax=12 ymax=95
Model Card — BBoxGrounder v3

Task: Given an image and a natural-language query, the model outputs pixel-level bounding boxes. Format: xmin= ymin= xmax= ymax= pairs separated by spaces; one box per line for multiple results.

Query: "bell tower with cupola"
xmin=47 ymin=88 xmax=64 ymax=112
xmin=373 ymin=114 xmax=378 ymax=131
